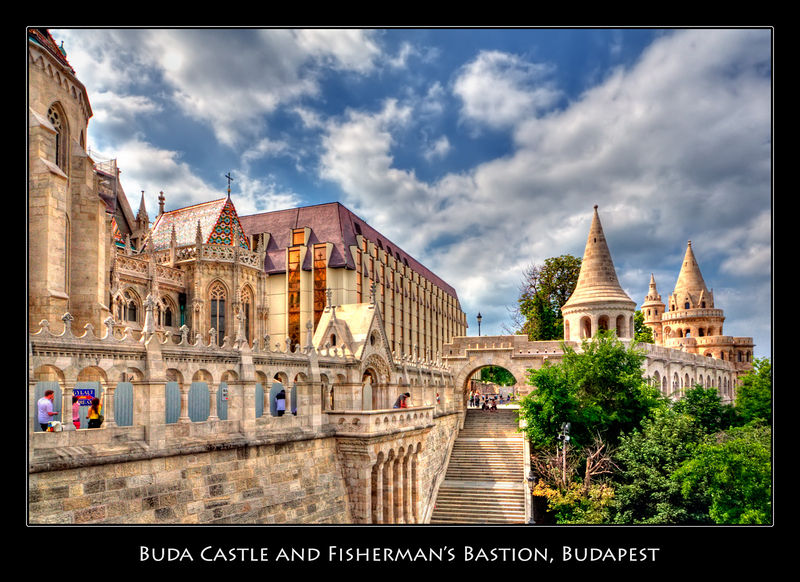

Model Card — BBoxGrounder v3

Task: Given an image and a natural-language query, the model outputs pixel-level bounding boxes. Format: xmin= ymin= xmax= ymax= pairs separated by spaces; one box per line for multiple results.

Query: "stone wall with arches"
xmin=28 ymin=310 xmax=461 ymax=524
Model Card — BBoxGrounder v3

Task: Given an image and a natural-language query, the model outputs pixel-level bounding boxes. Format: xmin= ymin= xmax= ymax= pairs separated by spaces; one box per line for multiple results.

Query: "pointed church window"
xmin=209 ymin=282 xmax=227 ymax=346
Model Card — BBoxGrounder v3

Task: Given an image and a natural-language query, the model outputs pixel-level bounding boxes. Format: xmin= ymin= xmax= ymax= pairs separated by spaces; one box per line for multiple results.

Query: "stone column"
xmin=132 ymin=379 xmax=167 ymax=448
xmin=383 ymin=454 xmax=394 ymax=524
xmin=103 ymin=382 xmax=117 ymax=428
xmin=393 ymin=449 xmax=405 ymax=524
xmin=411 ymin=450 xmax=420 ymax=523
xmin=358 ymin=465 xmax=373 ymax=524
xmin=208 ymin=383 xmax=219 ymax=421
xmin=236 ymin=380 xmax=258 ymax=437
xmin=402 ymin=452 xmax=412 ymax=523
xmin=60 ymin=381 xmax=75 ymax=431
xmin=295 ymin=381 xmax=323 ymax=428
xmin=336 ymin=383 xmax=362 ymax=411
xmin=371 ymin=459 xmax=384 ymax=524
xmin=178 ymin=383 xmax=191 ymax=423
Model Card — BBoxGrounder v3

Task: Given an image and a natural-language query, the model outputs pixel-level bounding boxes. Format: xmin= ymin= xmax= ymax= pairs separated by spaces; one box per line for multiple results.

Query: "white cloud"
xmin=293 ymin=29 xmax=382 ymax=73
xmin=318 ymin=30 xmax=771 ymax=350
xmin=423 ymin=136 xmax=451 ymax=161
xmin=453 ymin=50 xmax=561 ymax=130
xmin=99 ymin=137 xmax=219 ymax=214
xmin=55 ymin=29 xmax=387 ymax=149
xmin=88 ymin=90 xmax=162 ymax=125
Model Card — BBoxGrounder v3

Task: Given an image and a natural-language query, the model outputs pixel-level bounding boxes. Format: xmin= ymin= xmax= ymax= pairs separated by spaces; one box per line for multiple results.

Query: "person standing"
xmin=393 ymin=392 xmax=410 ymax=408
xmin=72 ymin=395 xmax=81 ymax=430
xmin=276 ymin=389 xmax=286 ymax=416
xmin=37 ymin=389 xmax=58 ymax=431
xmin=87 ymin=395 xmax=104 ymax=428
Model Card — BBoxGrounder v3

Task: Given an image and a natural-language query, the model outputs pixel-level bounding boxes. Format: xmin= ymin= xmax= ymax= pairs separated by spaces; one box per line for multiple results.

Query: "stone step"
xmin=430 ymin=407 xmax=525 ymax=524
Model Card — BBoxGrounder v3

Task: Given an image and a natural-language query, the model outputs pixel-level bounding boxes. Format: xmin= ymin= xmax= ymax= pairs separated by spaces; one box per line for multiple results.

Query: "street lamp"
xmin=527 ymin=469 xmax=538 ymax=524
xmin=477 ymin=312 xmax=482 ymax=336
xmin=556 ymin=422 xmax=571 ymax=485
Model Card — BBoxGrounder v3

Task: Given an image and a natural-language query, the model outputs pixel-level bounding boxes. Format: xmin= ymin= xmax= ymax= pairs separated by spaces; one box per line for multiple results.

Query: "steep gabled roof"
xmin=239 ymin=201 xmax=458 ymax=299
xmin=148 ymin=197 xmax=250 ymax=251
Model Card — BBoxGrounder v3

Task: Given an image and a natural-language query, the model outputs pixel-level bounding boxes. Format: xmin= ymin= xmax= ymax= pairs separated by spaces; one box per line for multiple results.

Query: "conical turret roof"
xmin=562 ymin=205 xmax=635 ymax=310
xmin=643 ymin=273 xmax=663 ymax=303
xmin=672 ymin=240 xmax=712 ymax=308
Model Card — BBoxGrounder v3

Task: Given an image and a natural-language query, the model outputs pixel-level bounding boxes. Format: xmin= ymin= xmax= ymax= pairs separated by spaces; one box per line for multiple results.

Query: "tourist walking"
xmin=87 ymin=395 xmax=104 ymax=428
xmin=37 ymin=389 xmax=58 ymax=431
xmin=72 ymin=395 xmax=81 ymax=430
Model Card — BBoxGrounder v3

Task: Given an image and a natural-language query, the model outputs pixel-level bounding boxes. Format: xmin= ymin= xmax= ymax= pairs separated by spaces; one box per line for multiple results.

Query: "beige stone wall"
xmin=29 ymin=436 xmax=352 ymax=525
xmin=29 ymin=40 xmax=106 ymax=332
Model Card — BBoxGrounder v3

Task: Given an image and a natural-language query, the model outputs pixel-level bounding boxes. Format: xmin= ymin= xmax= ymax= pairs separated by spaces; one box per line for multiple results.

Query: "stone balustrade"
xmin=661 ymin=308 xmax=724 ymax=321
xmin=325 ymin=406 xmax=435 ymax=437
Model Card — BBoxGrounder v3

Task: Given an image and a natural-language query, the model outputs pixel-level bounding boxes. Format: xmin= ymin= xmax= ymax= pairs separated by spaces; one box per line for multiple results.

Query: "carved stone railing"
xmin=114 ymin=254 xmax=184 ymax=287
xmin=661 ymin=308 xmax=724 ymax=321
xmin=326 ymin=406 xmax=435 ymax=437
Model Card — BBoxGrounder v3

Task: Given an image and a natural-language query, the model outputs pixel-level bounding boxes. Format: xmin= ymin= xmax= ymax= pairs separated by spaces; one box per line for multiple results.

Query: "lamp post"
xmin=477 ymin=312 xmax=482 ymax=336
xmin=557 ymin=422 xmax=571 ymax=486
xmin=527 ymin=469 xmax=538 ymax=524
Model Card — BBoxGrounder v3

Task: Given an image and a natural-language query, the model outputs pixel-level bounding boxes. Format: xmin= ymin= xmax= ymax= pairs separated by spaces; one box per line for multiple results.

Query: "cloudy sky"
xmin=48 ymin=28 xmax=772 ymax=358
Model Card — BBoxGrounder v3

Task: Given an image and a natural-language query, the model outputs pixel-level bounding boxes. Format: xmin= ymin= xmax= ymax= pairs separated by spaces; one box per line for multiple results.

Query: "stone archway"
xmin=362 ymin=353 xmax=391 ymax=410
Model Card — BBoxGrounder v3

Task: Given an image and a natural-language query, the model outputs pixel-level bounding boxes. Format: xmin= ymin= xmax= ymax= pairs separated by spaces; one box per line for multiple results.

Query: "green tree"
xmin=613 ymin=408 xmax=711 ymax=524
xmin=673 ymin=424 xmax=771 ymax=524
xmin=633 ymin=310 xmax=654 ymax=344
xmin=672 ymin=384 xmax=737 ymax=434
xmin=479 ymin=366 xmax=516 ymax=386
xmin=520 ymin=330 xmax=664 ymax=450
xmin=512 ymin=255 xmax=581 ymax=341
xmin=735 ymin=357 xmax=772 ymax=424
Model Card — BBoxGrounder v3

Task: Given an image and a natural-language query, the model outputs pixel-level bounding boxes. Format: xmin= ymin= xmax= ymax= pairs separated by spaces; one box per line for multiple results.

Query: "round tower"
xmin=641 ymin=273 xmax=666 ymax=345
xmin=561 ymin=206 xmax=636 ymax=341
xmin=661 ymin=240 xmax=726 ymax=354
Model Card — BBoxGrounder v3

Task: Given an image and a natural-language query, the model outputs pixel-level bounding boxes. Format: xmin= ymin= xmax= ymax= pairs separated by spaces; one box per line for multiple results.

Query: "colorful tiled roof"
xmin=148 ymin=197 xmax=250 ymax=251
xmin=111 ymin=217 xmax=126 ymax=249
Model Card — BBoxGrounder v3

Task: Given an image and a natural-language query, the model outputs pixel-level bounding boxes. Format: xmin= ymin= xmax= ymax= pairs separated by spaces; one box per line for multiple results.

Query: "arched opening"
xmin=208 ymin=280 xmax=227 ymax=346
xmin=47 ymin=102 xmax=69 ymax=170
xmin=580 ymin=316 xmax=592 ymax=339
xmin=615 ymin=315 xmax=626 ymax=337
xmin=270 ymin=372 xmax=288 ymax=417
xmin=240 ymin=285 xmax=254 ymax=343
xmin=466 ymin=364 xmax=518 ymax=410
xmin=597 ymin=315 xmax=609 ymax=332
xmin=362 ymin=368 xmax=378 ymax=410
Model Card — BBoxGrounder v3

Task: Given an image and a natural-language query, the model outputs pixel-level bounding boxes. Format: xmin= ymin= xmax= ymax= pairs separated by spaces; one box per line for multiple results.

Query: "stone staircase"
xmin=430 ymin=408 xmax=525 ymax=524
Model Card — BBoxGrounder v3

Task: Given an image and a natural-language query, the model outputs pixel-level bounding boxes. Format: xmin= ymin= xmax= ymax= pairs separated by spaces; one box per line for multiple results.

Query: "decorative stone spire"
xmin=136 ymin=191 xmax=149 ymax=228
xmin=562 ymin=205 xmax=635 ymax=310
xmin=158 ymin=191 xmax=165 ymax=216
xmin=645 ymin=273 xmax=661 ymax=303
xmin=671 ymin=240 xmax=713 ymax=309
xmin=641 ymin=273 xmax=666 ymax=345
